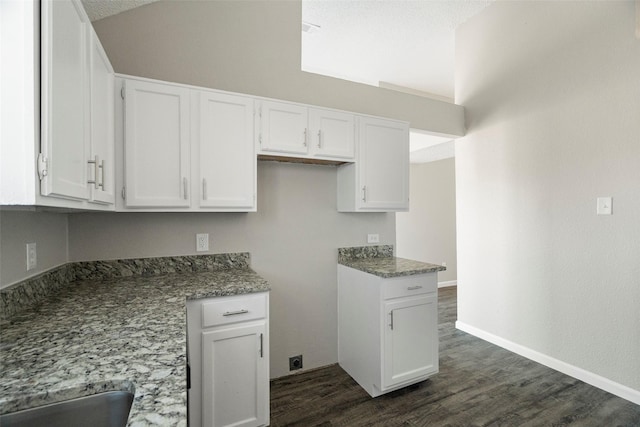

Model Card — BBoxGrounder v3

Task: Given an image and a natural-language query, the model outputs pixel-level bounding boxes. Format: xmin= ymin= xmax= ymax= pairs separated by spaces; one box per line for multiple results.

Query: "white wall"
xmin=0 ymin=210 xmax=68 ymax=287
xmin=396 ymin=159 xmax=456 ymax=283
xmin=455 ymin=0 xmax=640 ymax=401
xmin=69 ymin=162 xmax=395 ymax=378
xmin=92 ymin=0 xmax=464 ymax=137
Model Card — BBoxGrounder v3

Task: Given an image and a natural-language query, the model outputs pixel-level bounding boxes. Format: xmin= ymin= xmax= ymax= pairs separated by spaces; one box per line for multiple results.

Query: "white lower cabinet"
xmin=187 ymin=292 xmax=270 ymax=427
xmin=337 ymin=265 xmax=438 ymax=397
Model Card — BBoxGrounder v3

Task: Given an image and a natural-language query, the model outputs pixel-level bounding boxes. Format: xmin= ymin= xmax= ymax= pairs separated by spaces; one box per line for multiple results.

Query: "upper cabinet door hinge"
xmin=37 ymin=153 xmax=48 ymax=180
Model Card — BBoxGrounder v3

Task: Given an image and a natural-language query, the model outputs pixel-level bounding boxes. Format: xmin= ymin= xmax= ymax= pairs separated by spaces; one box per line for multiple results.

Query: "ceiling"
xmin=81 ymin=0 xmax=490 ymax=162
xmin=301 ymin=0 xmax=492 ymax=102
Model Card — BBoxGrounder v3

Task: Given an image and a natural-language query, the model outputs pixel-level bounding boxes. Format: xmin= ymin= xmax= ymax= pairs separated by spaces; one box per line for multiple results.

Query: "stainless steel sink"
xmin=0 ymin=390 xmax=134 ymax=427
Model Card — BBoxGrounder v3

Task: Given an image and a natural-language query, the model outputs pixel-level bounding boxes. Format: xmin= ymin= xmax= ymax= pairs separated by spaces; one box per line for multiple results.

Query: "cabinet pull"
xmin=389 ymin=310 xmax=394 ymax=330
xmin=317 ymin=130 xmax=322 ymax=148
xmin=222 ymin=309 xmax=249 ymax=316
xmin=183 ymin=177 xmax=188 ymax=200
xmin=362 ymin=186 xmax=367 ymax=202
xmin=87 ymin=156 xmax=102 ymax=189
xmin=98 ymin=159 xmax=104 ymax=190
xmin=259 ymin=333 xmax=264 ymax=358
xmin=303 ymin=128 xmax=308 ymax=147
xmin=202 ymin=178 xmax=207 ymax=201
xmin=407 ymin=285 xmax=423 ymax=290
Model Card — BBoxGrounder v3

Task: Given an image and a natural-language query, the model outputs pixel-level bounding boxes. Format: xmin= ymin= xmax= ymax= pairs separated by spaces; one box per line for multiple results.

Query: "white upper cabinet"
xmin=257 ymin=101 xmax=355 ymax=162
xmin=123 ymin=79 xmax=191 ymax=208
xmin=308 ymin=108 xmax=355 ymax=160
xmin=337 ymin=116 xmax=409 ymax=212
xmin=37 ymin=0 xmax=115 ymax=210
xmin=88 ymin=27 xmax=115 ymax=205
xmin=40 ymin=0 xmax=90 ymax=201
xmin=257 ymin=100 xmax=308 ymax=155
xmin=118 ymin=76 xmax=256 ymax=212
xmin=196 ymin=91 xmax=256 ymax=210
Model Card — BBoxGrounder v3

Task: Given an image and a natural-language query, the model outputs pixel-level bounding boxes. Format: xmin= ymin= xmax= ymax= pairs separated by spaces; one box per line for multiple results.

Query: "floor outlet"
xmin=26 ymin=242 xmax=37 ymax=271
xmin=196 ymin=233 xmax=209 ymax=252
xmin=289 ymin=355 xmax=303 ymax=371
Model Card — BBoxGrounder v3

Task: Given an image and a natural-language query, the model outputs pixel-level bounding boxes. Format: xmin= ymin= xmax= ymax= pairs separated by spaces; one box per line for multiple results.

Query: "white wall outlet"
xmin=442 ymin=261 xmax=447 ymax=267
xmin=196 ymin=233 xmax=209 ymax=252
xmin=597 ymin=197 xmax=612 ymax=215
xmin=367 ymin=234 xmax=380 ymax=244
xmin=26 ymin=242 xmax=37 ymax=271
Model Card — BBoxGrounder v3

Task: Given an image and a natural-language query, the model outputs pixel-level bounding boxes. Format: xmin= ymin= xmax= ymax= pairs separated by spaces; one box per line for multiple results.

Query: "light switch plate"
xmin=597 ymin=197 xmax=612 ymax=215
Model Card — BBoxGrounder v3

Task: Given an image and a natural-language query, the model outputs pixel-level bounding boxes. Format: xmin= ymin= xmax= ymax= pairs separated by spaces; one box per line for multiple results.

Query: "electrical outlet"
xmin=289 ymin=355 xmax=303 ymax=371
xmin=367 ymin=234 xmax=380 ymax=244
xmin=442 ymin=261 xmax=447 ymax=267
xmin=26 ymin=242 xmax=37 ymax=271
xmin=196 ymin=233 xmax=209 ymax=252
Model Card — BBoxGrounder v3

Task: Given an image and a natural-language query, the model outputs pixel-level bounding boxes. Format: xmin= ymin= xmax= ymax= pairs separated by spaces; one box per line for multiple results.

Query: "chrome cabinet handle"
xmin=202 ymin=178 xmax=207 ymax=201
xmin=407 ymin=285 xmax=423 ymax=290
xmin=183 ymin=177 xmax=188 ymax=200
xmin=389 ymin=310 xmax=394 ymax=330
xmin=222 ymin=309 xmax=249 ymax=316
xmin=362 ymin=186 xmax=367 ymax=202
xmin=87 ymin=156 xmax=103 ymax=189
xmin=303 ymin=128 xmax=308 ymax=147
xmin=259 ymin=333 xmax=264 ymax=358
xmin=317 ymin=130 xmax=322 ymax=148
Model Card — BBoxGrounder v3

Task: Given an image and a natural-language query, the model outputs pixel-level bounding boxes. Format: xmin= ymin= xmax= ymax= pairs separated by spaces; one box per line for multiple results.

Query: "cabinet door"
xmin=202 ymin=324 xmax=268 ymax=427
xmin=88 ymin=28 xmax=114 ymax=205
xmin=309 ymin=108 xmax=355 ymax=160
xmin=198 ymin=92 xmax=255 ymax=210
xmin=258 ymin=100 xmax=308 ymax=155
xmin=124 ymin=79 xmax=190 ymax=207
xmin=358 ymin=117 xmax=409 ymax=210
xmin=383 ymin=294 xmax=438 ymax=389
xmin=40 ymin=0 xmax=90 ymax=200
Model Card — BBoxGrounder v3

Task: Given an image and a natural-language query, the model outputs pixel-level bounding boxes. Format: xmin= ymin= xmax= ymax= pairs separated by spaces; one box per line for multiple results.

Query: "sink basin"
xmin=0 ymin=391 xmax=134 ymax=427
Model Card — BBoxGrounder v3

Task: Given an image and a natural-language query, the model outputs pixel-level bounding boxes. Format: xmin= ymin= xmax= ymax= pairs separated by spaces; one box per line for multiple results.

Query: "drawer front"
xmin=202 ymin=293 xmax=267 ymax=328
xmin=382 ymin=274 xmax=437 ymax=300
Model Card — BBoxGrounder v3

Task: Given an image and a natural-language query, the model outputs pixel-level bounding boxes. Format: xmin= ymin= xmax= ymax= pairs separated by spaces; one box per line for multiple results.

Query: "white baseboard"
xmin=455 ymin=321 xmax=640 ymax=406
xmin=438 ymin=280 xmax=457 ymax=288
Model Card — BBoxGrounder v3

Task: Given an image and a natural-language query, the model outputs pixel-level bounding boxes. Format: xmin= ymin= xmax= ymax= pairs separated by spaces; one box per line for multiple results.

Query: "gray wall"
xmin=92 ymin=0 xmax=464 ymax=136
xmin=396 ymin=159 xmax=457 ymax=283
xmin=0 ymin=210 xmax=68 ymax=287
xmin=455 ymin=0 xmax=640 ymax=396
xmin=69 ymin=162 xmax=395 ymax=378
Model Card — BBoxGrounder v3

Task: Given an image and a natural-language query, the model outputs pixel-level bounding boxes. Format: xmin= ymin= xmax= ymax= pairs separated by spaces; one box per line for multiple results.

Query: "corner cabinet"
xmin=337 ymin=116 xmax=409 ymax=212
xmin=337 ymin=265 xmax=438 ymax=397
xmin=38 ymin=0 xmax=115 ymax=209
xmin=117 ymin=76 xmax=256 ymax=212
xmin=187 ymin=292 xmax=270 ymax=427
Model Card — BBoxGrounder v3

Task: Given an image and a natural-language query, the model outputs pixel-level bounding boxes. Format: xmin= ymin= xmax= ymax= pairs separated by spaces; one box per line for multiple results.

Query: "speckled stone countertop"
xmin=338 ymin=245 xmax=445 ymax=278
xmin=0 ymin=254 xmax=269 ymax=426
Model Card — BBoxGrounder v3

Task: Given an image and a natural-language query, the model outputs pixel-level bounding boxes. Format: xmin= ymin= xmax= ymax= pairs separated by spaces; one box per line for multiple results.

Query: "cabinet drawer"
xmin=382 ymin=274 xmax=437 ymax=300
xmin=202 ymin=293 xmax=267 ymax=328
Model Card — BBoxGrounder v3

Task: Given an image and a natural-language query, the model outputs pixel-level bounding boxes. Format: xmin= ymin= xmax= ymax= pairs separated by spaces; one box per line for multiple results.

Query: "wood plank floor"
xmin=270 ymin=287 xmax=640 ymax=426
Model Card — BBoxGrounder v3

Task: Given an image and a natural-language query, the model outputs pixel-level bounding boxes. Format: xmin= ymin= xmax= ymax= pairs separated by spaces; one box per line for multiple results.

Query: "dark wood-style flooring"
xmin=270 ymin=287 xmax=640 ymax=426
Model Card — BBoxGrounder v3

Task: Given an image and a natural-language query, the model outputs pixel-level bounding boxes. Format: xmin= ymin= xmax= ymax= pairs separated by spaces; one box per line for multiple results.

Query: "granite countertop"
xmin=0 ymin=257 xmax=269 ymax=426
xmin=338 ymin=245 xmax=446 ymax=278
